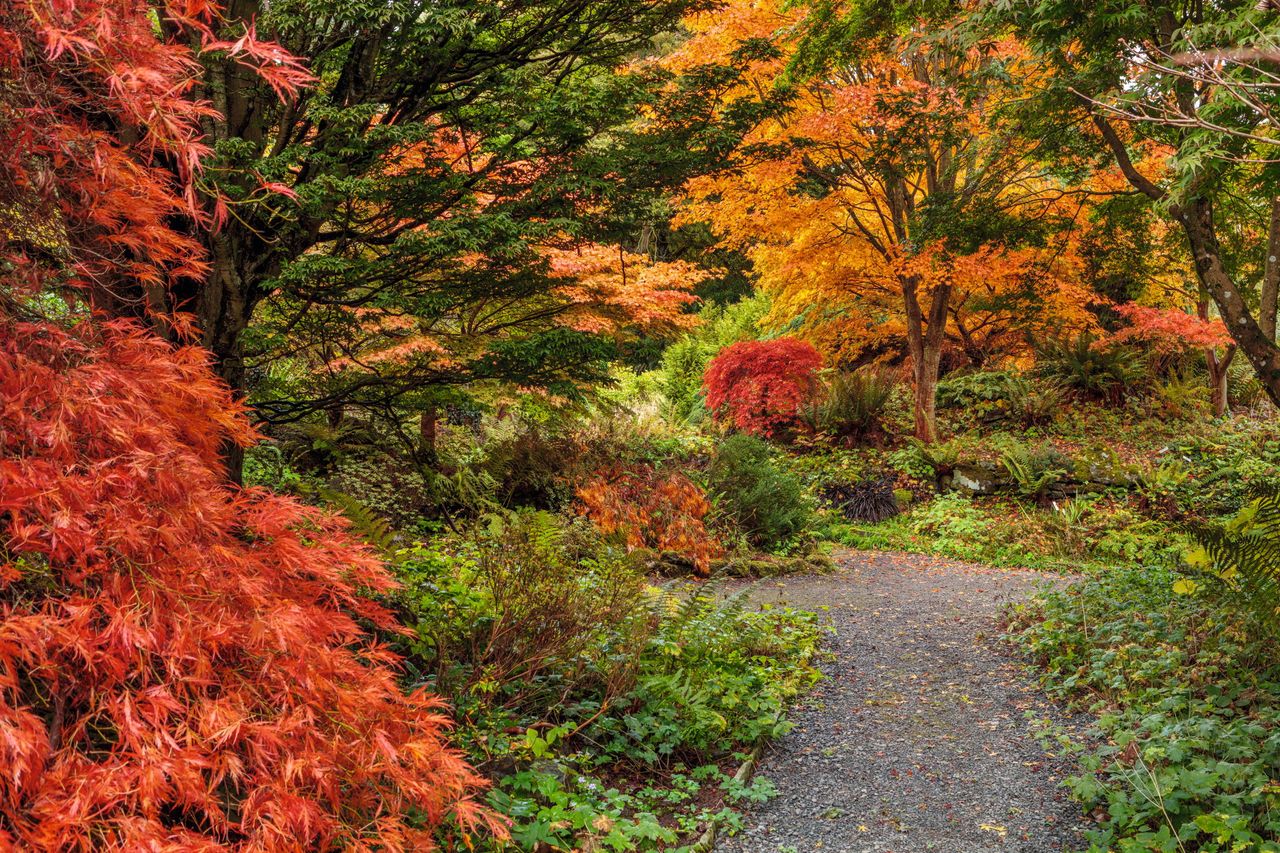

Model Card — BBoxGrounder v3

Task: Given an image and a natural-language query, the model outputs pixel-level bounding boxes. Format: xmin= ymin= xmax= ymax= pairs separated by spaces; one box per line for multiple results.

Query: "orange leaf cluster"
xmin=0 ymin=320 xmax=501 ymax=851
xmin=546 ymin=243 xmax=704 ymax=337
xmin=577 ymin=466 xmax=721 ymax=574
xmin=703 ymin=338 xmax=823 ymax=438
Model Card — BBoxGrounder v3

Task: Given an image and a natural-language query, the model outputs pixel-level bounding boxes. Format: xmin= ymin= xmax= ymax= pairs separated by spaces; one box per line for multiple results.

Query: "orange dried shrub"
xmin=577 ymin=465 xmax=722 ymax=575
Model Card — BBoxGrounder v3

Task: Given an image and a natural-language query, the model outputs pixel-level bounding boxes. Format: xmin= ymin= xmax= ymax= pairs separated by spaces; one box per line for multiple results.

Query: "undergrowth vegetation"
xmin=390 ymin=512 xmax=823 ymax=850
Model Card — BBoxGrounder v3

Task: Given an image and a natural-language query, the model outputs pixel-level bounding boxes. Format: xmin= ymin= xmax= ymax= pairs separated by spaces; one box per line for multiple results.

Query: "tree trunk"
xmin=902 ymin=273 xmax=952 ymax=444
xmin=195 ymin=237 xmax=257 ymax=484
xmin=419 ymin=404 xmax=440 ymax=468
xmin=1263 ymin=196 xmax=1280 ymax=342
xmin=1178 ymin=197 xmax=1280 ymax=409
xmin=1198 ymin=298 xmax=1235 ymax=418
xmin=1207 ymin=346 xmax=1234 ymax=417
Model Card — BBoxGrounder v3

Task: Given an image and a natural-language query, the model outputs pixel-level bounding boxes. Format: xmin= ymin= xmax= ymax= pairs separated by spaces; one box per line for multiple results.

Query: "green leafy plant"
xmin=1036 ymin=331 xmax=1147 ymax=405
xmin=799 ymin=365 xmax=899 ymax=443
xmin=936 ymin=370 xmax=1064 ymax=426
xmin=706 ymin=433 xmax=813 ymax=551
xmin=889 ymin=437 xmax=962 ymax=483
xmin=396 ymin=510 xmax=646 ymax=699
xmin=1185 ymin=489 xmax=1280 ymax=644
xmin=999 ymin=441 xmax=1068 ymax=503
xmin=1009 ymin=564 xmax=1280 ymax=852
xmin=590 ymin=583 xmax=822 ymax=761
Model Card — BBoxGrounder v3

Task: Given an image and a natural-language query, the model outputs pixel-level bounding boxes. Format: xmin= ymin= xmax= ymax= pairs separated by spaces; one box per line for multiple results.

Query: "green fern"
xmin=1187 ymin=489 xmax=1280 ymax=641
xmin=317 ymin=487 xmax=399 ymax=558
xmin=999 ymin=444 xmax=1066 ymax=500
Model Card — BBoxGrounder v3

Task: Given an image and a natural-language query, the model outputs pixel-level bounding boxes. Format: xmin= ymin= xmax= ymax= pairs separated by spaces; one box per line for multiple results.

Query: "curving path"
xmin=719 ymin=551 xmax=1092 ymax=853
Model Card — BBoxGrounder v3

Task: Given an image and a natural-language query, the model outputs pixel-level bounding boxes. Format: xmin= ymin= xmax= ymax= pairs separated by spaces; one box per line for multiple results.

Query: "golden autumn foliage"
xmin=665 ymin=0 xmax=1103 ymax=439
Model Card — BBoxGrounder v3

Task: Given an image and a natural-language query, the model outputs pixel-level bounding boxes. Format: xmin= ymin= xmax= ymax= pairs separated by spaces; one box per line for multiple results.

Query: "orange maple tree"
xmin=577 ymin=466 xmax=721 ymax=574
xmin=668 ymin=0 xmax=1099 ymax=441
xmin=0 ymin=0 xmax=498 ymax=848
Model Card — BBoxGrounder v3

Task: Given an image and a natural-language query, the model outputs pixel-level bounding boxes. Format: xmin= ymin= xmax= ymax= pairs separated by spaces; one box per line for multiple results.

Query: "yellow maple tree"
xmin=667 ymin=0 xmax=1100 ymax=441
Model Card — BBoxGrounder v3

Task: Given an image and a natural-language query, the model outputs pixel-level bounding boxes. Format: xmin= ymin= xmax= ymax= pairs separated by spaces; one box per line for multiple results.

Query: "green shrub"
xmin=481 ymin=581 xmax=820 ymax=851
xmin=1153 ymin=369 xmax=1210 ymax=420
xmin=659 ymin=296 xmax=767 ymax=422
xmin=706 ymin=434 xmax=812 ymax=551
xmin=888 ymin=436 xmax=962 ymax=483
xmin=329 ymin=452 xmax=435 ymax=528
xmin=481 ymin=424 xmax=585 ymax=509
xmin=395 ymin=510 xmax=646 ymax=700
xmin=936 ymin=370 xmax=1021 ymax=409
xmin=907 ymin=493 xmax=1047 ymax=565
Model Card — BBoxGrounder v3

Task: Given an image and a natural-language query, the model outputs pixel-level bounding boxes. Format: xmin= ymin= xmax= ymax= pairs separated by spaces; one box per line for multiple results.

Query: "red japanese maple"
xmin=1114 ymin=304 xmax=1232 ymax=353
xmin=0 ymin=0 xmax=497 ymax=849
xmin=703 ymin=339 xmax=823 ymax=438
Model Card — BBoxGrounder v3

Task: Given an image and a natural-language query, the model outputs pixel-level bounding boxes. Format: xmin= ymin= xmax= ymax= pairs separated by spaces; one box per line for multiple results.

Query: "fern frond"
xmin=318 ymin=488 xmax=399 ymax=558
xmin=1191 ymin=488 xmax=1280 ymax=640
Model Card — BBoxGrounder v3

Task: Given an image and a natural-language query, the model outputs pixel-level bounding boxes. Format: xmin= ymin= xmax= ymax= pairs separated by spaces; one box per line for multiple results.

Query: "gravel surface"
xmin=719 ymin=550 xmax=1092 ymax=853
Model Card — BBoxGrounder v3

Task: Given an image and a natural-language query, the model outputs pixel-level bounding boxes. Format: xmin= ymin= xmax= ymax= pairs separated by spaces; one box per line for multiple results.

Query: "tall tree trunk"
xmin=196 ymin=238 xmax=257 ymax=484
xmin=1263 ymin=196 xmax=1280 ymax=342
xmin=1177 ymin=197 xmax=1280 ymax=408
xmin=902 ymin=273 xmax=952 ymax=444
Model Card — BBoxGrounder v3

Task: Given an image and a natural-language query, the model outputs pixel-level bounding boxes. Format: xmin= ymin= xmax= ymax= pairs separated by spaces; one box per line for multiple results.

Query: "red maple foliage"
xmin=0 ymin=0 xmax=499 ymax=849
xmin=703 ymin=339 xmax=824 ymax=438
xmin=0 ymin=0 xmax=310 ymax=310
xmin=577 ymin=465 xmax=721 ymax=575
xmin=1113 ymin=303 xmax=1232 ymax=353
xmin=0 ymin=320 xmax=498 ymax=851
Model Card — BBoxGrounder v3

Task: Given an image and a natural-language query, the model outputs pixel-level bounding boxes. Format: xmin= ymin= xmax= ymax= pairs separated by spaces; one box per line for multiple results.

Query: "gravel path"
xmin=719 ymin=550 xmax=1091 ymax=853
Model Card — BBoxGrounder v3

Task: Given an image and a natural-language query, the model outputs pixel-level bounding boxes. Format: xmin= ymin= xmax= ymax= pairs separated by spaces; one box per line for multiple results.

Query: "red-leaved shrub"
xmin=703 ymin=338 xmax=823 ymax=437
xmin=1113 ymin=303 xmax=1232 ymax=353
xmin=0 ymin=0 xmax=501 ymax=847
xmin=0 ymin=319 xmax=501 ymax=850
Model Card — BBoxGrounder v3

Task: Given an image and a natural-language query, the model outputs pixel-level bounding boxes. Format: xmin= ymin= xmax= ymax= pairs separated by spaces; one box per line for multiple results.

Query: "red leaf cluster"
xmin=1113 ymin=303 xmax=1232 ymax=353
xmin=0 ymin=319 xmax=499 ymax=851
xmin=703 ymin=339 xmax=823 ymax=438
xmin=577 ymin=466 xmax=721 ymax=574
xmin=0 ymin=0 xmax=309 ymax=304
